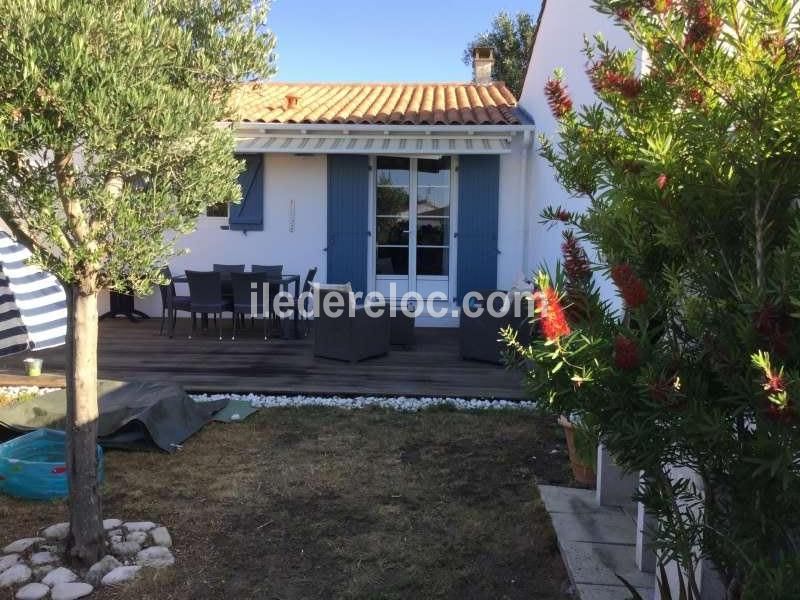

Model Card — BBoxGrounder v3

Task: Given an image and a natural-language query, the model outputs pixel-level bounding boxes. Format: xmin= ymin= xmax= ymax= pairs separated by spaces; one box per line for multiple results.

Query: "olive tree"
xmin=0 ymin=0 xmax=275 ymax=565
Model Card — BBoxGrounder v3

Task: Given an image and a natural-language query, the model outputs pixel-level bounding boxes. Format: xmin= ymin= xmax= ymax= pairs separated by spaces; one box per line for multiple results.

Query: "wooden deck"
xmin=0 ymin=319 xmax=526 ymax=399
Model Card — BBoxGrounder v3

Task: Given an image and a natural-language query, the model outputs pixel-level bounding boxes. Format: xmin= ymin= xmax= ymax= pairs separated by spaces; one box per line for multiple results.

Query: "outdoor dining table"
xmin=172 ymin=272 xmax=302 ymax=338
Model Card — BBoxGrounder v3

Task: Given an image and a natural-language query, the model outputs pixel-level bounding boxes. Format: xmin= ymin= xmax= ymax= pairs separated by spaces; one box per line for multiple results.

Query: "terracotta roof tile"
xmin=228 ymin=82 xmax=521 ymax=125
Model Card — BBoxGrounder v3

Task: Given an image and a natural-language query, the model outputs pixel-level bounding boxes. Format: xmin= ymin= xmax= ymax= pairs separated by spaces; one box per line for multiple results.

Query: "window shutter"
xmin=456 ymin=155 xmax=500 ymax=300
xmin=326 ymin=155 xmax=369 ymax=293
xmin=229 ymin=154 xmax=263 ymax=231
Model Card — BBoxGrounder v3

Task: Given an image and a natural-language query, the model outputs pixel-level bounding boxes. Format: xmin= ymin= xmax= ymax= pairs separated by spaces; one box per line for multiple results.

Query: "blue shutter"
xmin=326 ymin=155 xmax=369 ymax=293
xmin=457 ymin=155 xmax=500 ymax=299
xmin=229 ymin=154 xmax=263 ymax=231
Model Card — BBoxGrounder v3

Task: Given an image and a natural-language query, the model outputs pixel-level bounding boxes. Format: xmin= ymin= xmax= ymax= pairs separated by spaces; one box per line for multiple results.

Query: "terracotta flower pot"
xmin=558 ymin=415 xmax=596 ymax=487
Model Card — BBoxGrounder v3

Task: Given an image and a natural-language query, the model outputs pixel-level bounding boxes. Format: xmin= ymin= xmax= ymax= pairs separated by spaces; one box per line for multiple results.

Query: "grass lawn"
xmin=0 ymin=406 xmax=571 ymax=600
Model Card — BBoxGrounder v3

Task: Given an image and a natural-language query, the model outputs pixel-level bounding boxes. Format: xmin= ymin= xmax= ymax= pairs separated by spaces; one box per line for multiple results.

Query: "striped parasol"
xmin=0 ymin=232 xmax=67 ymax=356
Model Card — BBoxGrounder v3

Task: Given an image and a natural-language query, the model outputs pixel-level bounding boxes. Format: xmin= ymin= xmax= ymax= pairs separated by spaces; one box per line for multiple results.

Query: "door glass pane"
xmin=377 ymin=187 xmax=410 ymax=216
xmin=377 ymin=157 xmax=411 ymax=186
xmin=417 ymin=218 xmax=449 ymax=245
xmin=377 ymin=247 xmax=409 ymax=275
xmin=416 ymin=157 xmax=450 ymax=277
xmin=377 ymin=217 xmax=409 ymax=245
xmin=417 ymin=248 xmax=449 ymax=276
xmin=376 ymin=157 xmax=410 ymax=276
xmin=417 ymin=157 xmax=451 ymax=187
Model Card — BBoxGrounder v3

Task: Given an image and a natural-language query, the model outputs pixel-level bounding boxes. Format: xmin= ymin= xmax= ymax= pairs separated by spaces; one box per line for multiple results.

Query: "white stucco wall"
xmin=518 ymin=0 xmax=634 ymax=286
xmin=497 ymin=134 xmax=532 ymax=290
xmin=131 ymin=153 xmax=327 ymax=316
xmin=121 ymin=143 xmax=530 ymax=322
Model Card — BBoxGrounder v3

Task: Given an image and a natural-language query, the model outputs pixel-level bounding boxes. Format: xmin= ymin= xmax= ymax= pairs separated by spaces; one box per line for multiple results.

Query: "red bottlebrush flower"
xmin=615 ymin=7 xmax=633 ymax=21
xmin=535 ymin=287 xmax=572 ymax=341
xmin=764 ymin=372 xmax=786 ymax=394
xmin=656 ymin=173 xmax=669 ymax=190
xmin=610 ymin=263 xmax=649 ymax=309
xmin=553 ymin=207 xmax=571 ymax=222
xmin=684 ymin=0 xmax=721 ymax=51
xmin=545 ymin=77 xmax=573 ymax=119
xmin=614 ymin=335 xmax=640 ymax=370
xmin=685 ymin=88 xmax=704 ymax=106
xmin=561 ymin=231 xmax=591 ymax=283
xmin=618 ymin=75 xmax=643 ymax=99
xmin=587 ymin=62 xmax=642 ymax=99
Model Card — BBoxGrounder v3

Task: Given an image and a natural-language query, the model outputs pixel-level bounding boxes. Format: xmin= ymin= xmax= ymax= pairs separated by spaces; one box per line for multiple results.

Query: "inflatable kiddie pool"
xmin=0 ymin=429 xmax=104 ymax=501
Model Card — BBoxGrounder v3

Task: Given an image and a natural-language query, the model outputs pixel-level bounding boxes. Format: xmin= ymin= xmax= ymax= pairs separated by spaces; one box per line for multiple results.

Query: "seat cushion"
xmin=171 ymin=296 xmax=191 ymax=311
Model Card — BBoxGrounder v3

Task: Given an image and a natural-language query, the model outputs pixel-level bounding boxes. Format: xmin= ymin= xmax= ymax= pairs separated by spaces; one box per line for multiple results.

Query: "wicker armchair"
xmin=313 ymin=284 xmax=390 ymax=362
xmin=459 ymin=290 xmax=534 ymax=364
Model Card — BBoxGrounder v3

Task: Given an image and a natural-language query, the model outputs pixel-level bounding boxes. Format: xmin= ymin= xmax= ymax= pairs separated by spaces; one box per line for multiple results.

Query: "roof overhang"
xmin=229 ymin=122 xmax=534 ymax=156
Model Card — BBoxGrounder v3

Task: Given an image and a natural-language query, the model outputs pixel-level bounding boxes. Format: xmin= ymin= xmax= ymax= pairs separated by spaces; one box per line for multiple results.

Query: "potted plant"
xmin=558 ymin=414 xmax=597 ymax=487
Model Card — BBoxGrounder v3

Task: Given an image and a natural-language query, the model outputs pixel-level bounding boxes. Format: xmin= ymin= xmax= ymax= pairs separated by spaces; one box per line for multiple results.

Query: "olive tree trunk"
xmin=65 ymin=284 xmax=105 ymax=566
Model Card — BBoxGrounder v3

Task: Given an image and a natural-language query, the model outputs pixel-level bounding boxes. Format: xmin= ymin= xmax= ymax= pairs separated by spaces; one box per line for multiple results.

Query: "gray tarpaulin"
xmin=0 ymin=380 xmax=228 ymax=452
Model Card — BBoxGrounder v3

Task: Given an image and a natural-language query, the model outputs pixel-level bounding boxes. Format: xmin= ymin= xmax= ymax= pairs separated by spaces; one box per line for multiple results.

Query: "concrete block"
xmin=596 ymin=444 xmax=637 ymax=507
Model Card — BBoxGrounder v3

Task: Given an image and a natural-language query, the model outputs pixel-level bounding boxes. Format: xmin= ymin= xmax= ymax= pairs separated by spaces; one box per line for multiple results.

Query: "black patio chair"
xmin=230 ymin=271 xmax=269 ymax=340
xmin=298 ymin=266 xmax=318 ymax=336
xmin=212 ymin=264 xmax=245 ymax=273
xmin=157 ymin=266 xmax=190 ymax=338
xmin=186 ymin=270 xmax=231 ymax=340
xmin=251 ymin=264 xmax=283 ymax=279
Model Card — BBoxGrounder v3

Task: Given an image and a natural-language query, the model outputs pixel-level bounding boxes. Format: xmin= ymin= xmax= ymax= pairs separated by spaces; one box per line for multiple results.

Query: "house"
xmin=517 ymin=0 xmax=634 ymax=302
xmin=128 ymin=51 xmax=536 ymax=326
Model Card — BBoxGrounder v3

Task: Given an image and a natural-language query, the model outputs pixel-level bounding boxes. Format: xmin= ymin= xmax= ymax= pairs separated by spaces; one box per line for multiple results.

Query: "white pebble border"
xmin=0 ymin=386 xmax=537 ymax=413
xmin=0 ymin=387 xmax=59 ymax=399
xmin=192 ymin=392 xmax=537 ymax=413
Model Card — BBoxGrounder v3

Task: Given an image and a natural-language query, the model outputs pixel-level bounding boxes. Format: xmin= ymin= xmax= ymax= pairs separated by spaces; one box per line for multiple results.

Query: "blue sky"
xmin=267 ymin=0 xmax=542 ymax=82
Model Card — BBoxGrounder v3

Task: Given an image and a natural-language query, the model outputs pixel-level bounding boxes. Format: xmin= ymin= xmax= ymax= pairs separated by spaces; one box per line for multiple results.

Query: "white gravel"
xmin=0 ymin=386 xmax=58 ymax=399
xmin=0 ymin=386 xmax=536 ymax=413
xmin=191 ymin=392 xmax=536 ymax=412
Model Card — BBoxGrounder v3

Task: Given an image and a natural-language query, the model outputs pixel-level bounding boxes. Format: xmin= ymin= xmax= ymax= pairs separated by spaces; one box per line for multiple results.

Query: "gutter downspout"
xmin=520 ymin=130 xmax=533 ymax=278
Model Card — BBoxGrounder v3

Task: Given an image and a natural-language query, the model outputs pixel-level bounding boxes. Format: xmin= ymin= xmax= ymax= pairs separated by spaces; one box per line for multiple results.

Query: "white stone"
xmin=101 ymin=565 xmax=141 ymax=586
xmin=135 ymin=546 xmax=175 ymax=569
xmin=110 ymin=541 xmax=141 ymax=558
xmin=3 ymin=538 xmax=44 ymax=554
xmin=149 ymin=526 xmax=172 ymax=548
xmin=15 ymin=582 xmax=49 ymax=600
xmin=125 ymin=531 xmax=147 ymax=545
xmin=51 ymin=582 xmax=93 ymax=600
xmin=42 ymin=523 xmax=69 ymax=541
xmin=106 ymin=529 xmax=122 ymax=538
xmin=102 ymin=519 xmax=122 ymax=531
xmin=123 ymin=521 xmax=156 ymax=533
xmin=0 ymin=564 xmax=32 ymax=588
xmin=86 ymin=555 xmax=121 ymax=587
xmin=0 ymin=554 xmax=19 ymax=573
xmin=42 ymin=567 xmax=77 ymax=586
xmin=30 ymin=551 xmax=58 ymax=566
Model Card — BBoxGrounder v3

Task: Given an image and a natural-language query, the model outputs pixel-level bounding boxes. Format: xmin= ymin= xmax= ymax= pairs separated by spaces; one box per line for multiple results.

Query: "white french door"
xmin=369 ymin=156 xmax=457 ymax=306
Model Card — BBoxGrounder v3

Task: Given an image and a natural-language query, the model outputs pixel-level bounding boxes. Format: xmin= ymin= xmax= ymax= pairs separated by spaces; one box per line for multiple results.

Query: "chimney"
xmin=285 ymin=94 xmax=299 ymax=109
xmin=472 ymin=46 xmax=495 ymax=85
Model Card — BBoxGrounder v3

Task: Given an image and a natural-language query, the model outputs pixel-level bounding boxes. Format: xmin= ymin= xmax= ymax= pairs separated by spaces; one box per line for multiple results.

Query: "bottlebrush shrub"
xmin=506 ymin=1 xmax=800 ymax=597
